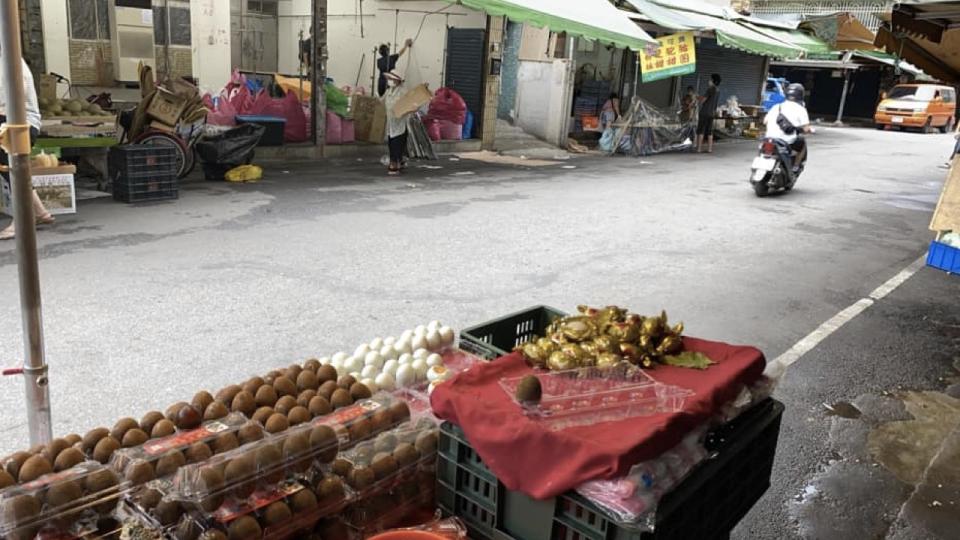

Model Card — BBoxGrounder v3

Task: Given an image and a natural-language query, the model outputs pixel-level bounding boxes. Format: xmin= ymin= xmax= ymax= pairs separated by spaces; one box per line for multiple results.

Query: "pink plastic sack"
xmin=429 ymin=87 xmax=467 ymax=125
xmin=325 ymin=110 xmax=343 ymax=144
xmin=423 ymin=118 xmax=442 ymax=141
xmin=340 ymin=118 xmax=355 ymax=143
xmin=204 ymin=93 xmax=238 ymax=126
xmin=248 ymin=91 xmax=308 ymax=142
xmin=439 ymin=120 xmax=463 ymax=140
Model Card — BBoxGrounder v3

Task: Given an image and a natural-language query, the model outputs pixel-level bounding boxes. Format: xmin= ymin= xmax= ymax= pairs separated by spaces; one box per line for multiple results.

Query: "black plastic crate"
xmin=459 ymin=306 xmax=567 ymax=360
xmin=109 ymin=146 xmax=179 ymax=203
xmin=437 ymin=399 xmax=784 ymax=540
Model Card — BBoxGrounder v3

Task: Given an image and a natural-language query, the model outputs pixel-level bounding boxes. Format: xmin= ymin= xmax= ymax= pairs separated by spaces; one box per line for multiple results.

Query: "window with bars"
xmin=749 ymin=0 xmax=894 ymax=31
xmin=153 ymin=5 xmax=193 ymax=46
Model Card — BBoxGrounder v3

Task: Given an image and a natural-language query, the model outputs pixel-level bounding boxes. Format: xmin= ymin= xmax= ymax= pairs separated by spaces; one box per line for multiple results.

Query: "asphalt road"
xmin=0 ymin=126 xmax=956 ymax=538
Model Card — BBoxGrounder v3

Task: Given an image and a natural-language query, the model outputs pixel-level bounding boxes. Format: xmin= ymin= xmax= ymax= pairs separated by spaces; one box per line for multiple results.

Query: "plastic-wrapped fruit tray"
xmin=498 ymin=365 xmax=694 ymax=430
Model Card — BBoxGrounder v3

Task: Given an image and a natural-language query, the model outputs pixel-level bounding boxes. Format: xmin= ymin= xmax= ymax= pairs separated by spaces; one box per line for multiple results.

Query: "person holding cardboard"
xmin=0 ymin=51 xmax=54 ymax=240
xmin=382 ymin=70 xmax=411 ymax=176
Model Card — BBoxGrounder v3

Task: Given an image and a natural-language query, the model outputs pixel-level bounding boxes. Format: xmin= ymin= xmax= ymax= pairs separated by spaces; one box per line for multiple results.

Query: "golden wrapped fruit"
xmin=592 ymin=335 xmax=620 ymax=354
xmin=560 ymin=343 xmax=589 ymax=364
xmin=559 ymin=317 xmax=597 ymax=342
xmin=607 ymin=321 xmax=640 ymax=343
xmin=547 ymin=350 xmax=578 ymax=371
xmin=641 ymin=316 xmax=665 ymax=339
xmin=658 ymin=334 xmax=683 ymax=356
xmin=596 ymin=352 xmax=624 ymax=369
xmin=619 ymin=342 xmax=642 ymax=363
xmin=520 ymin=342 xmax=548 ymax=368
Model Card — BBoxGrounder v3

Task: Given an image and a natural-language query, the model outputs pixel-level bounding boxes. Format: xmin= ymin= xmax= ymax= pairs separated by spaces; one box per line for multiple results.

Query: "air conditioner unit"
xmin=109 ymin=1 xmax=156 ymax=82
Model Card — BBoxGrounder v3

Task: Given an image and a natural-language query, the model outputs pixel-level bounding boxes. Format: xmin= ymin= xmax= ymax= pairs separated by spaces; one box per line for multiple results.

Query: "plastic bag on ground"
xmin=225 ymin=164 xmax=262 ymax=183
xmin=428 ymin=87 xmax=467 ymax=125
xmin=195 ymin=123 xmax=265 ymax=180
xmin=326 ymin=82 xmax=349 ymax=117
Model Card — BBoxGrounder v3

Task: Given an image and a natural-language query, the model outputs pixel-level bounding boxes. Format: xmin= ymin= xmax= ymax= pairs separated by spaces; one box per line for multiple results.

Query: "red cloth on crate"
xmin=430 ymin=337 xmax=765 ymax=500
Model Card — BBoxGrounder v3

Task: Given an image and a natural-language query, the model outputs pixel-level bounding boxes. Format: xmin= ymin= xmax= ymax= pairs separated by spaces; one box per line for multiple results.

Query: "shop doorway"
xmin=231 ymin=0 xmax=279 ymax=73
xmin=445 ymin=27 xmax=486 ymax=135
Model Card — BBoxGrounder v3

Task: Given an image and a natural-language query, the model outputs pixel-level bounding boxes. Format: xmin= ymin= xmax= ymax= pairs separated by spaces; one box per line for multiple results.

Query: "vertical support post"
xmin=311 ymin=0 xmax=327 ymax=151
xmin=0 ymin=0 xmax=52 ymax=447
xmin=480 ymin=15 xmax=505 ymax=151
xmin=836 ymin=69 xmax=851 ymax=125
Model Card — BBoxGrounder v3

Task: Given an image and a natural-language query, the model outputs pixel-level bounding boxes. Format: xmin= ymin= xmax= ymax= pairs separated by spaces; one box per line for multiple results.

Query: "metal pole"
xmin=163 ymin=0 xmax=171 ymax=80
xmin=0 ymin=0 xmax=52 ymax=447
xmin=836 ymin=70 xmax=851 ymax=125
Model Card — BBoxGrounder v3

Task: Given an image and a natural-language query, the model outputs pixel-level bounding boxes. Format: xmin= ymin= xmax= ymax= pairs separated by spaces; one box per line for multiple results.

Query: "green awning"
xmin=743 ymin=23 xmax=833 ymax=55
xmin=852 ymin=50 xmax=932 ymax=79
xmin=447 ymin=0 xmax=656 ymax=50
xmin=625 ymin=0 xmax=804 ymax=59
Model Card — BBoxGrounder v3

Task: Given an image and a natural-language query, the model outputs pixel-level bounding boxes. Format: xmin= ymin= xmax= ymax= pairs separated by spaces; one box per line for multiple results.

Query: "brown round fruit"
xmin=288 ymin=487 xmax=318 ymax=513
xmin=331 ymin=458 xmax=352 ymax=477
xmin=0 ymin=470 xmax=15 ymax=489
xmin=308 ymin=396 xmax=332 ymax=417
xmin=330 ymin=389 xmax=353 ymax=409
xmin=231 ymin=391 xmax=256 ymax=417
xmin=349 ymin=382 xmax=372 ymax=401
xmin=53 ymin=447 xmax=85 ymax=471
xmin=215 ymin=385 xmax=242 ymax=405
xmin=303 ymin=358 xmax=321 ymax=372
xmin=227 ymin=515 xmax=261 ymax=540
xmin=186 ymin=442 xmax=213 ymax=464
xmin=296 ymin=370 xmax=319 ymax=392
xmin=254 ymin=385 xmax=278 ymax=408
xmin=18 ymin=454 xmax=52 ymax=482
xmin=165 ymin=403 xmax=189 ymax=422
xmin=224 ymin=455 xmax=256 ymax=492
xmin=139 ymin=411 xmax=165 ymax=435
xmin=155 ymin=451 xmax=186 ymax=477
xmin=63 ymin=433 xmax=82 ymax=446
xmin=124 ymin=460 xmax=155 ymax=485
xmin=261 ymin=501 xmax=292 ymax=527
xmin=92 ymin=437 xmax=120 ymax=464
xmin=238 ymin=422 xmax=265 ymax=445
xmin=42 ymin=438 xmax=70 ymax=464
xmin=282 ymin=432 xmax=311 ymax=473
xmin=347 ymin=417 xmax=372 ymax=443
xmin=81 ymin=428 xmax=110 ymax=454
xmin=5 ymin=493 xmax=40 ymax=528
xmin=138 ymin=488 xmax=162 ymax=509
xmin=371 ymin=453 xmax=399 ymax=480
xmin=155 ymin=499 xmax=181 ymax=526
xmin=316 ymin=365 xmax=337 ymax=384
xmin=242 ymin=376 xmax=264 ymax=395
xmin=369 ymin=409 xmax=393 ymax=433
xmin=273 ymin=377 xmax=297 ymax=397
xmin=336 ymin=375 xmax=357 ymax=390
xmin=393 ymin=443 xmax=420 ymax=467
xmin=285 ymin=364 xmax=303 ymax=381
xmin=200 ymin=531 xmax=228 ymax=540
xmin=192 ymin=391 xmax=215 ymax=413
xmin=151 ymin=419 xmax=177 ymax=438
xmin=316 ymin=476 xmax=345 ymax=501
xmin=415 ymin=431 xmax=438 ymax=454
xmin=211 ymin=433 xmax=239 ymax=454
xmin=296 ymin=389 xmax=317 ymax=408
xmin=176 ymin=405 xmax=203 ymax=430
xmin=255 ymin=445 xmax=284 ymax=483
xmin=122 ymin=429 xmax=149 ymax=448
xmin=348 ymin=467 xmax=375 ymax=490
xmin=198 ymin=466 xmax=226 ymax=512
xmin=252 ymin=406 xmax=274 ymax=425
xmin=85 ymin=469 xmax=120 ymax=514
xmin=111 ymin=418 xmax=139 ymax=441
xmin=309 ymin=426 xmax=338 ymax=463
xmin=274 ymin=395 xmax=297 ymax=416
xmin=388 ymin=401 xmax=411 ymax=424
xmin=264 ymin=413 xmax=289 ymax=434
xmin=46 ymin=479 xmax=83 ymax=508
xmin=287 ymin=406 xmax=311 ymax=426
xmin=317 ymin=380 xmax=338 ymax=401
xmin=204 ymin=401 xmax=229 ymax=421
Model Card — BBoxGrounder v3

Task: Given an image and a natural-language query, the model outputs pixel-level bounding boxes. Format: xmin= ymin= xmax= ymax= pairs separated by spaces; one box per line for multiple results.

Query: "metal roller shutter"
xmin=445 ymin=28 xmax=487 ymax=131
xmin=681 ymin=39 xmax=766 ymax=107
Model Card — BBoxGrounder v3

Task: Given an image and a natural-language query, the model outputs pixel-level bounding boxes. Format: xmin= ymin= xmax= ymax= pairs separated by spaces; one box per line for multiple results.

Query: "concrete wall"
xmin=155 ymin=46 xmax=194 ymax=81
xmin=515 ymin=59 xmax=573 ymax=146
xmin=190 ymin=0 xmax=232 ymax=91
xmin=498 ymin=20 xmax=521 ymax=120
xmin=276 ymin=0 xmax=486 ymax=92
xmin=68 ymin=41 xmax=114 ymax=86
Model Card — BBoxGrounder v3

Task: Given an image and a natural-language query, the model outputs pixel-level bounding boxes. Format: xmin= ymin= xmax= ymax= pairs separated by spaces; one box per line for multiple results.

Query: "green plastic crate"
xmin=437 ymin=399 xmax=784 ymax=540
xmin=459 ymin=306 xmax=567 ymax=360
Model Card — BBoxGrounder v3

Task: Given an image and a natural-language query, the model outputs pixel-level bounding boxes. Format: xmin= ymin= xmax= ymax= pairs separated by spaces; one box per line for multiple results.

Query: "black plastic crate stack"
xmin=574 ymin=79 xmax=611 ymax=132
xmin=108 ymin=145 xmax=179 ymax=203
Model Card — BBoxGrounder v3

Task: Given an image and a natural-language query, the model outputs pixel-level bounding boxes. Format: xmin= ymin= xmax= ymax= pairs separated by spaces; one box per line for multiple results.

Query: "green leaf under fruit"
xmin=663 ymin=351 xmax=715 ymax=370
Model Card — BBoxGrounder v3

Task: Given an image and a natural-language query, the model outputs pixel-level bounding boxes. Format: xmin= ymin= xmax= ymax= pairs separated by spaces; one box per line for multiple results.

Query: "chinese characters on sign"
xmin=640 ymin=31 xmax=697 ymax=83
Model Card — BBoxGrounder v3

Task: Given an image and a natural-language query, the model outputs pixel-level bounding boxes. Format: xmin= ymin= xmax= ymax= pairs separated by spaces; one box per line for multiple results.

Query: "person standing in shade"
xmin=696 ymin=73 xmax=721 ymax=153
xmin=382 ymin=70 xmax=411 ymax=175
xmin=680 ymin=86 xmax=697 ymax=123
xmin=600 ymin=93 xmax=621 ymax=130
xmin=0 ymin=52 xmax=54 ymax=240
xmin=377 ymin=38 xmax=413 ymax=97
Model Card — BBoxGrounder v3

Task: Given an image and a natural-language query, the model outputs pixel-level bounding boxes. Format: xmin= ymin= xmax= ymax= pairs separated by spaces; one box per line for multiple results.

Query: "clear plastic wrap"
xmin=575 ymin=425 xmax=709 ymax=529
xmin=604 ymin=96 xmax=696 ymax=156
xmin=109 ymin=413 xmax=250 ymax=486
xmin=498 ymin=365 xmax=694 ymax=430
xmin=370 ymin=515 xmax=468 ymax=539
xmin=0 ymin=461 xmax=127 ymax=539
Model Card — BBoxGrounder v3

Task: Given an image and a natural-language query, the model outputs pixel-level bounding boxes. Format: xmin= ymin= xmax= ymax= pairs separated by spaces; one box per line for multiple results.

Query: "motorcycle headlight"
xmin=877 ymin=106 xmax=887 ymax=112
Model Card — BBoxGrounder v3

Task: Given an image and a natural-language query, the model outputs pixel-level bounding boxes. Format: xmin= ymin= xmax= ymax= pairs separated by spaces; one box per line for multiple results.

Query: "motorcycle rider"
xmin=762 ymin=83 xmax=812 ymax=175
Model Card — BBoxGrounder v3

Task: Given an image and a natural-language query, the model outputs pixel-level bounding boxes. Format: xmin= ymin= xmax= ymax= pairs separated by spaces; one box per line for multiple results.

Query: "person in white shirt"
xmin=763 ymin=83 xmax=812 ymax=172
xmin=0 ymin=50 xmax=55 ymax=240
xmin=381 ymin=70 xmax=411 ymax=176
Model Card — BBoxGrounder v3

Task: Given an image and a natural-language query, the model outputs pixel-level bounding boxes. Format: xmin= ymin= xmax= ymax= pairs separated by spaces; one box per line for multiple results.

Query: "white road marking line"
xmin=768 ymin=254 xmax=928 ymax=373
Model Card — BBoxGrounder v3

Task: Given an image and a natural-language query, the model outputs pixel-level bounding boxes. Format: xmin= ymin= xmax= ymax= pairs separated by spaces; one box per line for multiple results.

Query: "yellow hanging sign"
xmin=640 ymin=31 xmax=697 ymax=83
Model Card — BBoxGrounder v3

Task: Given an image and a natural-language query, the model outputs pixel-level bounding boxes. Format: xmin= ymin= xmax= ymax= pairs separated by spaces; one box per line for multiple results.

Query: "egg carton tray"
xmin=498 ymin=365 xmax=694 ymax=430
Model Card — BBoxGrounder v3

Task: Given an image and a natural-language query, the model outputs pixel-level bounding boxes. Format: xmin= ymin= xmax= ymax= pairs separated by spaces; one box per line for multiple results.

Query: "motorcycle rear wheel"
xmin=754 ymin=181 xmax=770 ymax=197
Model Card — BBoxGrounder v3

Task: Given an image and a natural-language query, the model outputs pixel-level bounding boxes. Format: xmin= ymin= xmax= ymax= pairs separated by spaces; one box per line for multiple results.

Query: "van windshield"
xmin=887 ymin=86 xmax=935 ymax=101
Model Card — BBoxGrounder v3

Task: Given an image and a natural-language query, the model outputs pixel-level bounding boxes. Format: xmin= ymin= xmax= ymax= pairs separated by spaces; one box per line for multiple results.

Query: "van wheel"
xmin=875 ymin=124 xmax=886 ymax=130
xmin=922 ymin=118 xmax=934 ymax=134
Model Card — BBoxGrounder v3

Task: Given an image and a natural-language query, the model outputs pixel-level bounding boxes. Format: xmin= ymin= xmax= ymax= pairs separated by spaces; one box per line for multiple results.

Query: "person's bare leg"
xmin=707 ymin=135 xmax=714 ymax=153
xmin=696 ymin=134 xmax=703 ymax=152
xmin=32 ymin=190 xmax=54 ymax=224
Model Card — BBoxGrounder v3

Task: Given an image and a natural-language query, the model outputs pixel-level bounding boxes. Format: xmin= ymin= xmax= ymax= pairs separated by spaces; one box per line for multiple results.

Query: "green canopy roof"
xmin=743 ymin=23 xmax=832 ymax=55
xmin=447 ymin=0 xmax=656 ymax=50
xmin=625 ymin=0 xmax=804 ymax=59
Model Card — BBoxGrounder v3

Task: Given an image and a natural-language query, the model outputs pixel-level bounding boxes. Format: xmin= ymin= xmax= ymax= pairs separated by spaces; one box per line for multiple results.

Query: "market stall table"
xmin=36 ymin=117 xmax=119 ymax=187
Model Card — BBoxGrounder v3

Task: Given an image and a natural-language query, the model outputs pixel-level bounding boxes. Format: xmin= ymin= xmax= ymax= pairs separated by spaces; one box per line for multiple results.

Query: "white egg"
xmin=345 ymin=355 xmax=364 ymax=373
xmin=426 ymin=330 xmax=442 ymax=350
xmin=361 ymin=364 xmax=379 ymax=379
xmin=412 ymin=359 xmax=428 ymax=380
xmin=331 ymin=357 xmax=345 ymax=375
xmin=361 ymin=378 xmax=378 ymax=393
xmin=439 ymin=326 xmax=455 ymax=346
xmin=364 ymin=351 xmax=383 ymax=369
xmin=400 ymin=329 xmax=414 ymax=341
xmin=383 ymin=336 xmax=396 ymax=348
xmin=398 ymin=353 xmax=413 ymax=365
xmin=411 ymin=335 xmax=428 ymax=351
xmin=393 ymin=340 xmax=412 ymax=356
xmin=427 ymin=353 xmax=443 ymax=367
xmin=395 ymin=364 xmax=417 ymax=388
xmin=332 ymin=351 xmax=348 ymax=363
xmin=413 ymin=348 xmax=430 ymax=360
xmin=380 ymin=345 xmax=398 ymax=360
xmin=382 ymin=359 xmax=399 ymax=377
xmin=369 ymin=337 xmax=383 ymax=350
xmin=375 ymin=372 xmax=396 ymax=391
xmin=415 ymin=325 xmax=427 ymax=335
xmin=350 ymin=372 xmax=361 ymax=380
xmin=427 ymin=365 xmax=450 ymax=383
xmin=319 ymin=356 xmax=332 ymax=366
xmin=427 ymin=320 xmax=441 ymax=331
xmin=354 ymin=344 xmax=371 ymax=358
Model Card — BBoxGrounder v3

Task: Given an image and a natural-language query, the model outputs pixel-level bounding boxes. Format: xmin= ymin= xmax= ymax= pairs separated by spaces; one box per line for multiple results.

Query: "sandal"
xmin=0 ymin=225 xmax=14 ymax=240
xmin=36 ymin=213 xmax=55 ymax=226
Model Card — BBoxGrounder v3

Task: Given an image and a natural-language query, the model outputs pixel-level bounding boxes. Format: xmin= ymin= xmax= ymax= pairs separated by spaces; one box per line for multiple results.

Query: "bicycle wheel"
xmin=133 ymin=131 xmax=189 ymax=178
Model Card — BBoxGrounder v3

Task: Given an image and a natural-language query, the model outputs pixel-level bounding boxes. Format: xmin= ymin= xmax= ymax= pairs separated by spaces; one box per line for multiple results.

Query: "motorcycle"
xmin=749 ymin=138 xmax=801 ymax=197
